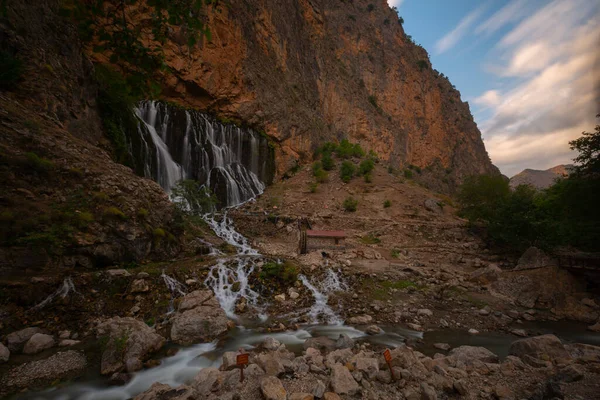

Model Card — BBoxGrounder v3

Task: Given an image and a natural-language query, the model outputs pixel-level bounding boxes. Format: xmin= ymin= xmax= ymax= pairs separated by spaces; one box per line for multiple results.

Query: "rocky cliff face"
xmin=134 ymin=0 xmax=498 ymax=189
xmin=510 ymin=164 xmax=573 ymax=189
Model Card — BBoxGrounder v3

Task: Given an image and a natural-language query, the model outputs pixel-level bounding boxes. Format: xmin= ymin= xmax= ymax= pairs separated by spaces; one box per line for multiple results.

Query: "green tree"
xmin=457 ymin=175 xmax=510 ymax=222
xmin=171 ymin=180 xmax=217 ymax=215
xmin=570 ymin=114 xmax=600 ymax=176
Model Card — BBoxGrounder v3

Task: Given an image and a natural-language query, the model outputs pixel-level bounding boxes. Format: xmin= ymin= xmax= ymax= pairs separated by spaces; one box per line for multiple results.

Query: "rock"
xmin=365 ymin=325 xmax=382 ymax=335
xmin=106 ymin=269 xmax=131 ymax=277
xmin=468 ymin=328 xmax=479 ymax=335
xmin=376 ymin=369 xmax=392 ymax=384
xmin=258 ymin=352 xmax=285 ymax=376
xmin=289 ymin=291 xmax=300 ymax=300
xmin=417 ymin=308 xmax=433 ymax=317
xmin=304 ymin=336 xmax=336 ymax=351
xmin=449 ymin=346 xmax=499 ymax=364
xmin=433 ymin=343 xmax=450 ymax=351
xmin=260 ymin=376 xmax=287 ymax=400
xmin=171 ymin=306 xmax=229 ymax=345
xmin=58 ymin=330 xmax=71 ymax=339
xmin=274 ymin=293 xmax=286 ymax=302
xmin=330 ymin=364 xmax=359 ymax=395
xmin=185 ymin=279 xmax=197 ymax=285
xmin=96 ymin=317 xmax=165 ymax=375
xmin=137 ymin=272 xmax=150 ymax=279
xmin=323 ymin=394 xmax=342 ymax=400
xmin=354 ymin=357 xmax=379 ymax=379
xmin=420 ymin=382 xmax=437 ymax=400
xmin=453 ymin=379 xmax=468 ymax=395
xmin=424 ymin=199 xmax=442 ymax=213
xmin=565 ymin=343 xmax=600 ymax=362
xmin=404 ymin=388 xmax=420 ymax=400
xmin=556 ymin=364 xmax=584 ymax=382
xmin=347 ymin=314 xmax=373 ymax=324
xmin=178 ymin=290 xmax=217 ymax=312
xmin=479 ymin=307 xmax=490 ymax=316
xmin=6 ymin=327 xmax=42 ymax=352
xmin=59 ymin=339 xmax=81 ymax=347
xmin=133 ymin=383 xmax=197 ymax=400
xmin=23 ymin=333 xmax=55 ymax=354
xmin=588 ymin=320 xmax=600 ymax=332
xmin=263 ymin=337 xmax=282 ymax=351
xmin=515 ymin=247 xmax=556 ymax=270
xmin=290 ymin=393 xmax=314 ymax=400
xmin=192 ymin=367 xmax=221 ymax=396
xmin=335 ymin=333 xmax=354 ymax=349
xmin=221 ymin=351 xmax=238 ymax=371
xmin=109 ymin=372 xmax=132 ymax=386
xmin=130 ymin=279 xmax=150 ymax=293
xmin=313 ymin=379 xmax=327 ymax=398
xmin=389 ymin=346 xmax=428 ymax=376
xmin=1 ymin=351 xmax=86 ymax=395
xmin=511 ymin=329 xmax=528 ymax=337
xmin=494 ymin=384 xmax=513 ymax=399
xmin=469 ymin=265 xmax=501 ymax=285
xmin=508 ymin=334 xmax=571 ymax=363
xmin=0 ymin=342 xmax=9 ymax=363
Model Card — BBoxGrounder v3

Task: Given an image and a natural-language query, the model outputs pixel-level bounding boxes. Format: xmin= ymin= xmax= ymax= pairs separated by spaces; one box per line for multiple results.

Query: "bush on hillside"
xmin=343 ymin=196 xmax=358 ymax=212
xmin=340 ymin=161 xmax=356 ymax=183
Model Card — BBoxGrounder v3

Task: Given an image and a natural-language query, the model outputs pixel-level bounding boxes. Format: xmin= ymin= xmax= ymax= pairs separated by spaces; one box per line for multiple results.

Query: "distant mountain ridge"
xmin=510 ymin=164 xmax=573 ymax=189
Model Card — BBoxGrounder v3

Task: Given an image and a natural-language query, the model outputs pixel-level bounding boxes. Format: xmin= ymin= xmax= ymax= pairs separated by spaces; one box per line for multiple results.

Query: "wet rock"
xmin=133 ymin=382 xmax=197 ymax=400
xmin=330 ymin=364 xmax=359 ymax=395
xmin=192 ymin=367 xmax=221 ymax=395
xmin=6 ymin=327 xmax=42 ymax=352
xmin=449 ymin=346 xmax=499 ymax=364
xmin=171 ymin=305 xmax=229 ymax=345
xmin=508 ymin=334 xmax=571 ymax=363
xmin=263 ymin=337 xmax=282 ymax=351
xmin=433 ymin=343 xmax=450 ymax=351
xmin=130 ymin=279 xmax=150 ymax=293
xmin=468 ymin=265 xmax=501 ymax=285
xmin=109 ymin=372 xmax=132 ymax=386
xmin=468 ymin=328 xmax=479 ymax=335
xmin=406 ymin=323 xmax=423 ymax=331
xmin=1 ymin=351 xmax=86 ymax=396
xmin=420 ymin=382 xmax=437 ymax=400
xmin=515 ymin=247 xmax=556 ymax=270
xmin=347 ymin=314 xmax=373 ymax=324
xmin=260 ymin=376 xmax=287 ymax=400
xmin=290 ymin=393 xmax=314 ymax=400
xmin=335 ymin=333 xmax=354 ymax=349
xmin=365 ymin=325 xmax=382 ymax=335
xmin=23 ymin=333 xmax=55 ymax=354
xmin=313 ymin=379 xmax=327 ymax=398
xmin=304 ymin=336 xmax=336 ymax=351
xmin=0 ymin=342 xmax=9 ymax=363
xmin=96 ymin=317 xmax=165 ymax=375
xmin=59 ymin=339 xmax=81 ymax=347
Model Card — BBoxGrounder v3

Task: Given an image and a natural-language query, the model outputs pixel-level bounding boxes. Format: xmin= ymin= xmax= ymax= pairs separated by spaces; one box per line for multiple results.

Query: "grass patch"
xmin=361 ymin=234 xmax=381 ymax=244
xmin=259 ymin=261 xmax=298 ymax=284
xmin=104 ymin=206 xmax=126 ymax=220
xmin=390 ymin=249 xmax=400 ymax=258
xmin=343 ymin=196 xmax=358 ymax=212
xmin=383 ymin=200 xmax=391 ymax=208
xmin=25 ymin=152 xmax=54 ymax=173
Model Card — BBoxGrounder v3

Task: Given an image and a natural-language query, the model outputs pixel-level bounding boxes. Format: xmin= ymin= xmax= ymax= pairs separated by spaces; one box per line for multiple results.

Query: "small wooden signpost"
xmin=383 ymin=348 xmax=395 ymax=380
xmin=237 ymin=352 xmax=249 ymax=382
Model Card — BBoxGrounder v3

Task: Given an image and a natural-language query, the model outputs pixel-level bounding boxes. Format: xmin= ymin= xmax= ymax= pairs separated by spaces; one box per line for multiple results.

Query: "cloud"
xmin=435 ymin=6 xmax=485 ymax=54
xmin=387 ymin=0 xmax=404 ymax=9
xmin=475 ymin=0 xmax=528 ymax=36
xmin=475 ymin=90 xmax=501 ymax=107
xmin=477 ymin=0 xmax=600 ymax=176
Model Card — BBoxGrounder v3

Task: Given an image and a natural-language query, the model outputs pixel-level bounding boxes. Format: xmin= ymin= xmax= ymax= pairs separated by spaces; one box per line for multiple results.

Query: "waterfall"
xmin=30 ymin=277 xmax=76 ymax=311
xmin=203 ymin=212 xmax=258 ymax=256
xmin=299 ymin=269 xmax=347 ymax=325
xmin=131 ymin=101 xmax=274 ymax=208
xmin=161 ymin=272 xmax=187 ymax=313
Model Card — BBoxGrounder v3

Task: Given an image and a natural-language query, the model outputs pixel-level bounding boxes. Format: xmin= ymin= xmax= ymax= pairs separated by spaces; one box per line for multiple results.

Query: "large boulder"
xmin=170 ymin=291 xmax=229 ymax=345
xmin=564 ymin=343 xmax=600 ymax=362
xmin=388 ymin=345 xmax=428 ymax=376
xmin=469 ymin=265 xmax=501 ymax=285
xmin=515 ymin=247 xmax=557 ymax=270
xmin=134 ymin=383 xmax=197 ymax=400
xmin=509 ymin=334 xmax=571 ymax=363
xmin=1 ymin=351 xmax=86 ymax=397
xmin=23 ymin=333 xmax=55 ymax=355
xmin=330 ymin=364 xmax=359 ymax=395
xmin=6 ymin=327 xmax=41 ymax=352
xmin=260 ymin=376 xmax=287 ymax=400
xmin=96 ymin=317 xmax=165 ymax=375
xmin=192 ymin=367 xmax=221 ymax=396
xmin=424 ymin=199 xmax=442 ymax=213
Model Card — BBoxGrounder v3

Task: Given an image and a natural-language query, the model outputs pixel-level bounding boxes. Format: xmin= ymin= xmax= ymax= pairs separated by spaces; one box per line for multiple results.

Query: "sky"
xmin=387 ymin=0 xmax=600 ymax=177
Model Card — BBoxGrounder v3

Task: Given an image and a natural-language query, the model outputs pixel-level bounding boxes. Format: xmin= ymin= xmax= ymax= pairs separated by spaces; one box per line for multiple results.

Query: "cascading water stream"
xmin=30 ymin=277 xmax=77 ymax=311
xmin=161 ymin=271 xmax=187 ymax=313
xmin=299 ymin=269 xmax=348 ymax=325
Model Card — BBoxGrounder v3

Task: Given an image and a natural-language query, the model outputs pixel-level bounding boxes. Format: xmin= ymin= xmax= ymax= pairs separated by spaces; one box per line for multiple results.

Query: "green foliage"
xmin=363 ymin=173 xmax=372 ymax=183
xmin=343 ymin=196 xmax=358 ymax=212
xmin=93 ymin=191 xmax=109 ymax=202
xmin=336 ymin=139 xmax=365 ymax=159
xmin=153 ymin=228 xmax=166 ymax=238
xmin=104 ymin=206 xmax=127 ymax=220
xmin=368 ymin=95 xmax=379 ymax=109
xmin=398 ymin=16 xmax=404 ymax=25
xmin=458 ymin=175 xmax=510 ymax=222
xmin=417 ymin=60 xmax=428 ymax=71
xmin=361 ymin=234 xmax=380 ymax=244
xmin=390 ymin=248 xmax=400 ymax=258
xmin=95 ymin=65 xmax=137 ymax=165
xmin=570 ymin=115 xmax=600 ymax=175
xmin=172 ymin=179 xmax=218 ymax=215
xmin=309 ymin=182 xmax=318 ymax=193
xmin=25 ymin=152 xmax=54 ymax=173
xmin=312 ymin=161 xmax=323 ymax=175
xmin=383 ymin=200 xmax=391 ymax=208
xmin=403 ymin=169 xmax=413 ymax=179
xmin=314 ymin=168 xmax=328 ymax=183
xmin=260 ymin=261 xmax=298 ymax=284
xmin=359 ymin=158 xmax=375 ymax=175
xmin=321 ymin=151 xmax=335 ymax=171
xmin=340 ymin=161 xmax=356 ymax=183
xmin=0 ymin=50 xmax=23 ymax=89
xmin=137 ymin=208 xmax=149 ymax=219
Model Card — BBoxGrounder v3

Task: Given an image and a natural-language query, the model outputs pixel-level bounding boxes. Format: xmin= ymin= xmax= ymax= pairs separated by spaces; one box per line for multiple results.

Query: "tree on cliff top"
xmin=570 ymin=114 xmax=600 ymax=176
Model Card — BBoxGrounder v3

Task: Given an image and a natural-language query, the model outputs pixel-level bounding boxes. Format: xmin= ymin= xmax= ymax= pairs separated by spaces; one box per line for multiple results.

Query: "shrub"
xmin=398 ymin=16 xmax=404 ymax=25
xmin=364 ymin=173 xmax=372 ymax=183
xmin=309 ymin=182 xmax=318 ymax=193
xmin=403 ymin=169 xmax=413 ymax=179
xmin=417 ymin=60 xmax=428 ymax=71
xmin=387 ymin=166 xmax=394 ymax=174
xmin=104 ymin=206 xmax=126 ymax=220
xmin=367 ymin=4 xmax=375 ymax=12
xmin=361 ymin=234 xmax=380 ymax=244
xmin=384 ymin=200 xmax=391 ymax=208
xmin=390 ymin=249 xmax=400 ymax=258
xmin=321 ymin=152 xmax=335 ymax=171
xmin=25 ymin=152 xmax=54 ymax=173
xmin=93 ymin=191 xmax=109 ymax=202
xmin=312 ymin=161 xmax=323 ymax=175
xmin=260 ymin=261 xmax=298 ymax=284
xmin=314 ymin=169 xmax=328 ymax=183
xmin=359 ymin=158 xmax=375 ymax=175
xmin=172 ymin=179 xmax=218 ymax=215
xmin=0 ymin=50 xmax=23 ymax=89
xmin=336 ymin=139 xmax=364 ymax=159
xmin=343 ymin=196 xmax=358 ymax=212
xmin=340 ymin=161 xmax=356 ymax=183
xmin=368 ymin=95 xmax=378 ymax=109
xmin=76 ymin=211 xmax=94 ymax=227
xmin=137 ymin=208 xmax=149 ymax=219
